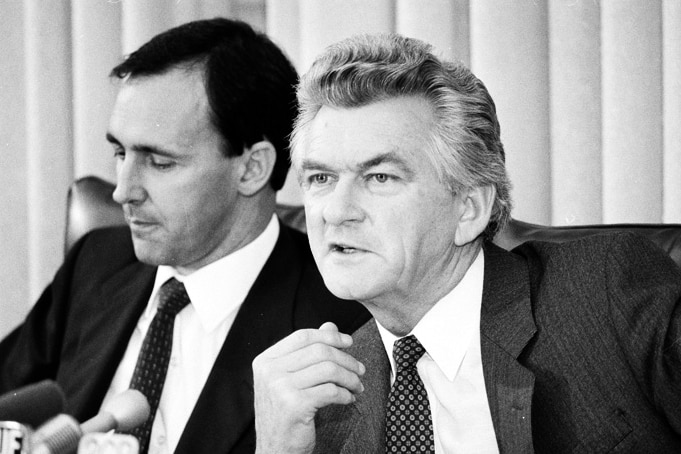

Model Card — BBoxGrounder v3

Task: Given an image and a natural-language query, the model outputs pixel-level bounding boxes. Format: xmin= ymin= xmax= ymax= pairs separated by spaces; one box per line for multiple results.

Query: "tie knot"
xmin=157 ymin=278 xmax=190 ymax=316
xmin=392 ymin=335 xmax=426 ymax=371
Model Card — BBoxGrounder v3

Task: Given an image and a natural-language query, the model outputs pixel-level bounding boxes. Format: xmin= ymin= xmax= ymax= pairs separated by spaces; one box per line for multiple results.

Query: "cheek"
xmin=389 ymin=205 xmax=449 ymax=262
xmin=170 ymin=181 xmax=228 ymax=233
xmin=303 ymin=199 xmax=323 ymax=229
xmin=308 ymin=232 xmax=326 ymax=265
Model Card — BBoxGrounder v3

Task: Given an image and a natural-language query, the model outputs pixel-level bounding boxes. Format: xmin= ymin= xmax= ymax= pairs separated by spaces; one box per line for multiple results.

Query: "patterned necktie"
xmin=127 ymin=278 xmax=190 ymax=454
xmin=385 ymin=335 xmax=435 ymax=453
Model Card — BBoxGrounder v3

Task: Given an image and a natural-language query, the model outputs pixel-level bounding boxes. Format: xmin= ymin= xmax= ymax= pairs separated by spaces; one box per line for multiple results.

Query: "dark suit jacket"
xmin=0 ymin=222 xmax=369 ymax=453
xmin=314 ymin=232 xmax=681 ymax=453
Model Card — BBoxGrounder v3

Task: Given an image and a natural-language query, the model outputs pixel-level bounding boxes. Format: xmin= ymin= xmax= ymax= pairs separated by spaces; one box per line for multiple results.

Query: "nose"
xmin=112 ymin=155 xmax=147 ymax=205
xmin=321 ymin=180 xmax=365 ymax=226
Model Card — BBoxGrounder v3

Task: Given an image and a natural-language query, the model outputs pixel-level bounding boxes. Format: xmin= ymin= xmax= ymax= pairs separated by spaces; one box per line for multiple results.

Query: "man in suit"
xmin=252 ymin=33 xmax=681 ymax=453
xmin=0 ymin=19 xmax=368 ymax=454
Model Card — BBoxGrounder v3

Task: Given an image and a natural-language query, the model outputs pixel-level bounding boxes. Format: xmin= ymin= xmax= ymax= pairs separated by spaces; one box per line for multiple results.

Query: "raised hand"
xmin=253 ymin=322 xmax=365 ymax=454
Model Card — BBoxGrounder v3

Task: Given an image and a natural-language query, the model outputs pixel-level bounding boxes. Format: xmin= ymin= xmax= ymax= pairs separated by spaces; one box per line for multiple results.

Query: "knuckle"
xmin=292 ymin=328 xmax=314 ymax=345
xmin=318 ymin=360 xmax=338 ymax=376
xmin=319 ymin=383 xmax=352 ymax=404
xmin=310 ymin=342 xmax=332 ymax=359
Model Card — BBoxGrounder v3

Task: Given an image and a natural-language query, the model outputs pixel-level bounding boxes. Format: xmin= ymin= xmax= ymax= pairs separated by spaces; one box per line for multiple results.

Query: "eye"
xmin=368 ymin=173 xmax=395 ymax=184
xmin=309 ymin=173 xmax=330 ymax=185
xmin=112 ymin=147 xmax=125 ymax=160
xmin=152 ymin=161 xmax=174 ymax=170
xmin=372 ymin=173 xmax=389 ymax=183
xmin=149 ymin=155 xmax=176 ymax=170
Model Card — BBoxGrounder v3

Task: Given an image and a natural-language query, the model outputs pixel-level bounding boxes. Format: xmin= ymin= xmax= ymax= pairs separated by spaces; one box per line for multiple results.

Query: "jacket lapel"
xmin=64 ymin=260 xmax=156 ymax=420
xmin=176 ymin=225 xmax=303 ymax=454
xmin=480 ymin=242 xmax=536 ymax=453
xmin=313 ymin=319 xmax=389 ymax=454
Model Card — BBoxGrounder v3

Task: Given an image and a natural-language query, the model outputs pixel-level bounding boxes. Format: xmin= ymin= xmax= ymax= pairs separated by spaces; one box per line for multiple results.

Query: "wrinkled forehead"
xmin=292 ymin=97 xmax=435 ymax=169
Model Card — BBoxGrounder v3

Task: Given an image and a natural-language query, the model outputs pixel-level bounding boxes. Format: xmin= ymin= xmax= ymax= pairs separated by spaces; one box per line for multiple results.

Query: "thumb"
xmin=319 ymin=321 xmax=339 ymax=332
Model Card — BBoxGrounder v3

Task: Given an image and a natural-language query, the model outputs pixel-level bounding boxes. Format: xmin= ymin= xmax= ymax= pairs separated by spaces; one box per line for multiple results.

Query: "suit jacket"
xmin=314 ymin=232 xmax=681 ymax=453
xmin=0 ymin=222 xmax=370 ymax=454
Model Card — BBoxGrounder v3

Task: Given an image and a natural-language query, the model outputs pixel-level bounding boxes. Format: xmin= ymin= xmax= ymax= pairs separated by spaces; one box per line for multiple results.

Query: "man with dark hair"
xmin=253 ymin=33 xmax=681 ymax=453
xmin=0 ymin=18 xmax=368 ymax=454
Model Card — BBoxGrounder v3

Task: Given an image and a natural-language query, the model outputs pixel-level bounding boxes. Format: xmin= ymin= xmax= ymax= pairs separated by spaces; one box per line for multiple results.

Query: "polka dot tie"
xmin=385 ymin=335 xmax=434 ymax=453
xmin=126 ymin=278 xmax=190 ymax=454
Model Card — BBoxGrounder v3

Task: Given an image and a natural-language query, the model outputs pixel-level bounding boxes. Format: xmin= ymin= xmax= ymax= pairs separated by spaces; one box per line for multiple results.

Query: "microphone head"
xmin=0 ymin=421 xmax=31 ymax=454
xmin=0 ymin=380 xmax=65 ymax=428
xmin=30 ymin=390 xmax=150 ymax=454
xmin=102 ymin=390 xmax=150 ymax=432
xmin=31 ymin=413 xmax=82 ymax=454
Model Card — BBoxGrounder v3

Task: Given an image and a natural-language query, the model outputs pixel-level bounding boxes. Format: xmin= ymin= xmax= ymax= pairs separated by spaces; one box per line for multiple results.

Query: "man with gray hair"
xmin=253 ymin=33 xmax=681 ymax=453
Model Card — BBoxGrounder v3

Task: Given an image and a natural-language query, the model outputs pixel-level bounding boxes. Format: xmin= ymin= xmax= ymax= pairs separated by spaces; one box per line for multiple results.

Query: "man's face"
xmin=297 ymin=97 xmax=464 ymax=307
xmin=108 ymin=69 xmax=243 ymax=273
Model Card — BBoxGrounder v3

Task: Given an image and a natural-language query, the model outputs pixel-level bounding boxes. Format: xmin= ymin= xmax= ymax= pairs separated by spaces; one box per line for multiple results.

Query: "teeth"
xmin=333 ymin=245 xmax=355 ymax=253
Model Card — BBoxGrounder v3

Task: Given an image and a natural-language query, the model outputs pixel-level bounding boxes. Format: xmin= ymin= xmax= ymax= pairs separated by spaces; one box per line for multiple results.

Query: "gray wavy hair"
xmin=291 ymin=33 xmax=512 ymax=239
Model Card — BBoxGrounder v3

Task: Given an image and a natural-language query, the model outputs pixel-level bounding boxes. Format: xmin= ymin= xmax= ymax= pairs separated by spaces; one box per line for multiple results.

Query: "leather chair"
xmin=66 ymin=176 xmax=681 ymax=268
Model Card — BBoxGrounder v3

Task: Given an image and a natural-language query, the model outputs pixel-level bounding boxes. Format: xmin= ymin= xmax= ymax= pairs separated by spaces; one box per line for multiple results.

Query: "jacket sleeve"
xmin=605 ymin=232 xmax=681 ymax=434
xmin=0 ymin=235 xmax=90 ymax=393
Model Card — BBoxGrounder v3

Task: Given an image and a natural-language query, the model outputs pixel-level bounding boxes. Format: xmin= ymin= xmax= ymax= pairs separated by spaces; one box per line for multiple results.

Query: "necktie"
xmin=127 ymin=278 xmax=190 ymax=454
xmin=385 ymin=335 xmax=435 ymax=453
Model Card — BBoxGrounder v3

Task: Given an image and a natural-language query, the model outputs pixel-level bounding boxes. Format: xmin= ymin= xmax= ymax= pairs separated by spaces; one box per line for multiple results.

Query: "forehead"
xmin=108 ymin=69 xmax=214 ymax=148
xmin=301 ymin=96 xmax=435 ymax=170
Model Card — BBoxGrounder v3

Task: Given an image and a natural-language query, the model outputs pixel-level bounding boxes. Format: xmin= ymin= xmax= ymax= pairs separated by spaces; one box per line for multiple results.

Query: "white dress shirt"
xmin=100 ymin=215 xmax=279 ymax=454
xmin=376 ymin=250 xmax=499 ymax=453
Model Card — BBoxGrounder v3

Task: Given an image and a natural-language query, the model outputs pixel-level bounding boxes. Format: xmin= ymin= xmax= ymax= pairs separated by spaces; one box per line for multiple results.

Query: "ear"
xmin=237 ymin=140 xmax=277 ymax=196
xmin=453 ymin=185 xmax=495 ymax=246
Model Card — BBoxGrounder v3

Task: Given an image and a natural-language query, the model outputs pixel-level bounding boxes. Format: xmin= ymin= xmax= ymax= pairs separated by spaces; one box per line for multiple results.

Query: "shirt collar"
xmin=376 ymin=249 xmax=484 ymax=381
xmin=148 ymin=215 xmax=280 ymax=332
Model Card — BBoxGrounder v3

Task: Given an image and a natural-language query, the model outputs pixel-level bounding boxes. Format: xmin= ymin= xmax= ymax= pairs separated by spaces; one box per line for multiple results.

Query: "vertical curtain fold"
xmin=25 ymin=0 xmax=73 ymax=302
xmin=601 ymin=0 xmax=663 ymax=223
xmin=396 ymin=0 xmax=466 ymax=63
xmin=0 ymin=0 xmax=29 ymax=335
xmin=663 ymin=0 xmax=681 ymax=223
xmin=548 ymin=0 xmax=602 ymax=225
xmin=470 ymin=0 xmax=551 ymax=224
xmin=72 ymin=0 xmax=121 ymax=183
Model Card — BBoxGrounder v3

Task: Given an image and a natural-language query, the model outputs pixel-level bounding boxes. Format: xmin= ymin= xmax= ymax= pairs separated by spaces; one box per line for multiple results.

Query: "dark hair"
xmin=111 ymin=18 xmax=298 ymax=190
xmin=292 ymin=34 xmax=511 ymax=238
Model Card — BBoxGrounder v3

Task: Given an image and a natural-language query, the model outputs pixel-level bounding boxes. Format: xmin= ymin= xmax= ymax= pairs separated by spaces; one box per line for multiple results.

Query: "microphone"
xmin=0 ymin=380 xmax=66 ymax=428
xmin=31 ymin=390 xmax=149 ymax=454
xmin=0 ymin=421 xmax=30 ymax=454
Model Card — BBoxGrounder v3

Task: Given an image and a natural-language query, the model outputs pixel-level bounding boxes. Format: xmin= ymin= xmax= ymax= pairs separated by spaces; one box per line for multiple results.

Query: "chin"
xmin=132 ymin=242 xmax=172 ymax=266
xmin=321 ymin=275 xmax=380 ymax=302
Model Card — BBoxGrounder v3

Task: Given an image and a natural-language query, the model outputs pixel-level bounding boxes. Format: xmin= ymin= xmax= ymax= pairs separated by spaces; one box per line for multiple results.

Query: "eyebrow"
xmin=301 ymin=151 xmax=414 ymax=177
xmin=105 ymin=132 xmax=178 ymax=157
xmin=357 ymin=152 xmax=412 ymax=174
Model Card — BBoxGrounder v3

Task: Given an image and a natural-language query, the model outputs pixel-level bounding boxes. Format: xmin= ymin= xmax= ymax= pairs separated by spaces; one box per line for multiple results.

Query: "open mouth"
xmin=331 ymin=243 xmax=361 ymax=254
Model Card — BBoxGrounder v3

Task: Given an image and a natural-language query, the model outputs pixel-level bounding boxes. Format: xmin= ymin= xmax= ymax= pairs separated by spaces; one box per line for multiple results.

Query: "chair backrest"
xmin=66 ymin=176 xmax=681 ymax=268
xmin=494 ymin=218 xmax=681 ymax=268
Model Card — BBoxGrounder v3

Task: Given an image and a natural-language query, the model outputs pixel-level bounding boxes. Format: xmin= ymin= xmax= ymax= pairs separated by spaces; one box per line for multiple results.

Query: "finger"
xmin=319 ymin=321 xmax=338 ymax=332
xmin=293 ymin=360 xmax=365 ymax=395
xmin=282 ymin=342 xmax=365 ymax=376
xmin=263 ymin=327 xmax=353 ymax=357
xmin=304 ymin=382 xmax=360 ymax=408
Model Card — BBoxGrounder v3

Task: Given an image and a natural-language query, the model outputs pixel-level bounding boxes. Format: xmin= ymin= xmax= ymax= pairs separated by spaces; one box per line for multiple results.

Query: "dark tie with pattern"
xmin=385 ymin=335 xmax=435 ymax=453
xmin=127 ymin=277 xmax=190 ymax=454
